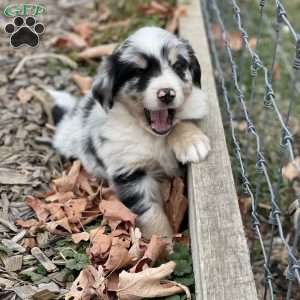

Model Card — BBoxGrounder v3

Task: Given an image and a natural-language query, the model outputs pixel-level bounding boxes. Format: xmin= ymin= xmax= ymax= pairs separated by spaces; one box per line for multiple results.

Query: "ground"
xmin=0 ymin=1 xmax=194 ymax=299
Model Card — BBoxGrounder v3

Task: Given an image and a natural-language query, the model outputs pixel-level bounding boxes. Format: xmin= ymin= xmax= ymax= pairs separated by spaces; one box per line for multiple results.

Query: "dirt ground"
xmin=0 ymin=1 xmax=196 ymax=299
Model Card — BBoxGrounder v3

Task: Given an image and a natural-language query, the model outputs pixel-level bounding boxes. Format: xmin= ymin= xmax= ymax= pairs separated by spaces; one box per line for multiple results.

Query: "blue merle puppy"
xmin=51 ymin=27 xmax=210 ymax=238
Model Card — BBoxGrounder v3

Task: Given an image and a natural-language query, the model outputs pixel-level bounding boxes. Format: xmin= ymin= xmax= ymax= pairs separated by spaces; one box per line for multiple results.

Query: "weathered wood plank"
xmin=179 ymin=1 xmax=258 ymax=299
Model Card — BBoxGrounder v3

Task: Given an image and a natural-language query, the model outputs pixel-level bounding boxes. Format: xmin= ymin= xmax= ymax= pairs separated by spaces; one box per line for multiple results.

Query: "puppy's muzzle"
xmin=157 ymin=88 xmax=176 ymax=104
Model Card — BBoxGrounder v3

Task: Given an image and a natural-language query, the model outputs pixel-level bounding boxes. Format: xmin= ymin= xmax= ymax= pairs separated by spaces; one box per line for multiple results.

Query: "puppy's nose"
xmin=157 ymin=88 xmax=176 ymax=104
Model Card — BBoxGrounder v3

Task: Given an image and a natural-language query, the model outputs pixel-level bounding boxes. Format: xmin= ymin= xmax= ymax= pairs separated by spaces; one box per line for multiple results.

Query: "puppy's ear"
xmin=92 ymin=56 xmax=115 ymax=110
xmin=182 ymin=40 xmax=202 ymax=88
xmin=189 ymin=51 xmax=201 ymax=88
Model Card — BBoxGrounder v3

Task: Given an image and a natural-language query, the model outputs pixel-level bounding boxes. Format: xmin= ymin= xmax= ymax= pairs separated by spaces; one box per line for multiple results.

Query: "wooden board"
xmin=179 ymin=0 xmax=259 ymax=299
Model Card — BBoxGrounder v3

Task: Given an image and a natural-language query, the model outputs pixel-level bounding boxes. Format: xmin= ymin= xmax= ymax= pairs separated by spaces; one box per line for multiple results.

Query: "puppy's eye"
xmin=173 ymin=59 xmax=188 ymax=72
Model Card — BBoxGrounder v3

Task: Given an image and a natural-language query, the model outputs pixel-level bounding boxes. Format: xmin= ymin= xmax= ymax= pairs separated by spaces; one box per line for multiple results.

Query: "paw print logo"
xmin=4 ymin=16 xmax=45 ymax=48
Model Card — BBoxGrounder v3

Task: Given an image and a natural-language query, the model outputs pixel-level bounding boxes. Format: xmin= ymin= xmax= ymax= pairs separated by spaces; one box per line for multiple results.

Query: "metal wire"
xmin=202 ymin=0 xmax=300 ymax=299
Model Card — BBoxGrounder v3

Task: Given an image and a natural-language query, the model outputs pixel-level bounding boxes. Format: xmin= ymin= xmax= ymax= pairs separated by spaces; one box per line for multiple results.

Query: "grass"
xmin=211 ymin=0 xmax=300 ymax=297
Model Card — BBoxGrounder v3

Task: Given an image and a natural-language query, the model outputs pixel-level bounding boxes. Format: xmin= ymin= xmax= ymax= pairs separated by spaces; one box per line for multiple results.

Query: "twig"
xmin=29 ymin=88 xmax=54 ymax=125
xmin=10 ymin=53 xmax=77 ymax=80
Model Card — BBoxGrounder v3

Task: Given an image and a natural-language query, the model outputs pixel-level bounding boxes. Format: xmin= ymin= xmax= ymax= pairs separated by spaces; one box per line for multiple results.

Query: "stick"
xmin=10 ymin=53 xmax=77 ymax=80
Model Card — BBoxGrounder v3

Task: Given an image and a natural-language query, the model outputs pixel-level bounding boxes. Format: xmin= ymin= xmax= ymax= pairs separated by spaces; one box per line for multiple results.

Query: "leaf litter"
xmin=13 ymin=160 xmax=192 ymax=299
xmin=0 ymin=0 xmax=194 ymax=298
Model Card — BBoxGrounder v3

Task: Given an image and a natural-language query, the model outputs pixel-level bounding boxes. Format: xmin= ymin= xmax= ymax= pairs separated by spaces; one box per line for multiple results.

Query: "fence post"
xmin=179 ymin=0 xmax=258 ymax=299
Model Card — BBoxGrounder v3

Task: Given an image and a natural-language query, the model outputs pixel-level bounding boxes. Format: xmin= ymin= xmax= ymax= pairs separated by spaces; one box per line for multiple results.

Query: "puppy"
xmin=52 ymin=27 xmax=210 ymax=238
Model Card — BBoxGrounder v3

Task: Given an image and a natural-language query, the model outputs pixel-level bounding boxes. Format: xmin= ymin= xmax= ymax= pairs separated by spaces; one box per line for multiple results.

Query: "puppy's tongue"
xmin=150 ymin=110 xmax=170 ymax=133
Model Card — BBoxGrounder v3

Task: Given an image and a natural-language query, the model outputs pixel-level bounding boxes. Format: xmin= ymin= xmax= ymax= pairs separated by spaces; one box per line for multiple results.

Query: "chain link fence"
xmin=201 ymin=0 xmax=300 ymax=299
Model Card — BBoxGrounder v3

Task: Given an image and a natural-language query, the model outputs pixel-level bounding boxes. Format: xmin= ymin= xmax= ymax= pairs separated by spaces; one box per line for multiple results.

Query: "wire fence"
xmin=202 ymin=0 xmax=300 ymax=299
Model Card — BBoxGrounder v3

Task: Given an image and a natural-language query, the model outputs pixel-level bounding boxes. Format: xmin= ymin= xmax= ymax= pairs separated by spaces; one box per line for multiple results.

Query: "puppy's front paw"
xmin=174 ymin=133 xmax=211 ymax=164
xmin=168 ymin=122 xmax=211 ymax=164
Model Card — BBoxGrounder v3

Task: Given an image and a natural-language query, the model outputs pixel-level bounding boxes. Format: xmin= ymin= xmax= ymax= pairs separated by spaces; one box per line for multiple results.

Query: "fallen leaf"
xmin=88 ymin=228 xmax=112 ymax=263
xmin=46 ymin=217 xmax=72 ymax=234
xmin=100 ymin=196 xmax=137 ymax=230
xmin=72 ymin=73 xmax=92 ymax=95
xmin=273 ymin=63 xmax=281 ymax=81
xmin=117 ymin=261 xmax=185 ymax=299
xmin=229 ymin=32 xmax=243 ymax=50
xmin=65 ymin=265 xmax=107 ymax=300
xmin=128 ymin=227 xmax=143 ymax=262
xmin=15 ymin=219 xmax=41 ymax=228
xmin=53 ymin=160 xmax=81 ymax=192
xmin=22 ymin=238 xmax=37 ymax=249
xmin=50 ymin=32 xmax=88 ymax=50
xmin=71 ymin=232 xmax=90 ymax=244
xmin=78 ymin=170 xmax=95 ymax=195
xmin=104 ymin=237 xmax=134 ymax=271
xmin=211 ymin=23 xmax=222 ymax=41
xmin=107 ymin=272 xmax=119 ymax=291
xmin=26 ymin=196 xmax=49 ymax=222
xmin=45 ymin=191 xmax=75 ymax=203
xmin=17 ymin=88 xmax=33 ymax=104
xmin=79 ymin=43 xmax=117 ymax=59
xmin=282 ymin=157 xmax=300 ymax=181
xmin=46 ymin=203 xmax=66 ymax=221
xmin=64 ymin=198 xmax=87 ymax=223
xmin=238 ymin=197 xmax=252 ymax=216
xmin=73 ymin=21 xmax=92 ymax=43
xmin=166 ymin=6 xmax=187 ymax=33
xmin=132 ymin=235 xmax=167 ymax=272
xmin=249 ymin=37 xmax=257 ymax=49
xmin=164 ymin=177 xmax=188 ymax=233
xmin=139 ymin=1 xmax=172 ymax=16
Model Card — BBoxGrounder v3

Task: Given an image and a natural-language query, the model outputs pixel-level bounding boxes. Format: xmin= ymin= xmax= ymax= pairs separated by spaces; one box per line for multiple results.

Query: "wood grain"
xmin=179 ymin=0 xmax=258 ymax=299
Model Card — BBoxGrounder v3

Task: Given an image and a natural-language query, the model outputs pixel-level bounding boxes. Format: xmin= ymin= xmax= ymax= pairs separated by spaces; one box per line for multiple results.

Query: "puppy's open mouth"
xmin=144 ymin=108 xmax=175 ymax=135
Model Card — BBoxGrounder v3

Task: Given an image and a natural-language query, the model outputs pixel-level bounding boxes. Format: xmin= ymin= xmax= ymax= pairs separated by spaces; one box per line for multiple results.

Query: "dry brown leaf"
xmin=26 ymin=196 xmax=49 ymax=222
xmin=72 ymin=232 xmax=90 ymax=244
xmin=51 ymin=32 xmax=88 ymax=50
xmin=282 ymin=157 xmax=300 ymax=181
xmin=15 ymin=219 xmax=41 ymax=228
xmin=46 ymin=203 xmax=66 ymax=221
xmin=78 ymin=170 xmax=95 ymax=195
xmin=132 ymin=235 xmax=167 ymax=272
xmin=65 ymin=265 xmax=107 ymax=300
xmin=229 ymin=32 xmax=243 ymax=50
xmin=211 ymin=23 xmax=222 ymax=41
xmin=79 ymin=43 xmax=117 ymax=59
xmin=100 ymin=196 xmax=137 ymax=230
xmin=238 ymin=197 xmax=252 ymax=216
xmin=139 ymin=1 xmax=172 ymax=16
xmin=164 ymin=177 xmax=188 ymax=233
xmin=166 ymin=6 xmax=187 ymax=33
xmin=107 ymin=272 xmax=119 ymax=291
xmin=128 ymin=227 xmax=143 ymax=262
xmin=72 ymin=73 xmax=92 ymax=95
xmin=22 ymin=238 xmax=36 ymax=249
xmin=73 ymin=21 xmax=92 ymax=42
xmin=17 ymin=88 xmax=33 ymax=104
xmin=143 ymin=235 xmax=167 ymax=264
xmin=273 ymin=63 xmax=281 ymax=81
xmin=117 ymin=261 xmax=185 ymax=299
xmin=104 ymin=237 xmax=134 ymax=271
xmin=88 ymin=228 xmax=112 ymax=263
xmin=46 ymin=217 xmax=72 ymax=234
xmin=64 ymin=198 xmax=87 ymax=223
xmin=45 ymin=191 xmax=75 ymax=203
xmin=53 ymin=160 xmax=81 ymax=192
xmin=249 ymin=37 xmax=257 ymax=49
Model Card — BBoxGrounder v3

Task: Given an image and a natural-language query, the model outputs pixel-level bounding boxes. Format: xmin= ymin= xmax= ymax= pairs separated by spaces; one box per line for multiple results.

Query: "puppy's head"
xmin=92 ymin=26 xmax=201 ymax=136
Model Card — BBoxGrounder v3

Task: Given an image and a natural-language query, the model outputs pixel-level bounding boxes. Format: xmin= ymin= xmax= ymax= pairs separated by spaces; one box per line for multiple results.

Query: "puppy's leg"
xmin=168 ymin=121 xmax=211 ymax=164
xmin=111 ymin=168 xmax=172 ymax=239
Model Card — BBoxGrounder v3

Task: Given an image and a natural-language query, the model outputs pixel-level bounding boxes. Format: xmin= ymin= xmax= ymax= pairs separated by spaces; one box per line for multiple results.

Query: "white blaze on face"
xmin=143 ymin=68 xmax=184 ymax=111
